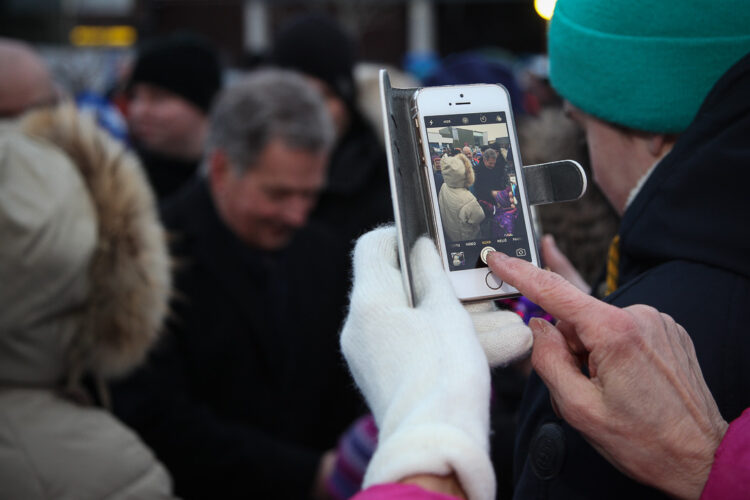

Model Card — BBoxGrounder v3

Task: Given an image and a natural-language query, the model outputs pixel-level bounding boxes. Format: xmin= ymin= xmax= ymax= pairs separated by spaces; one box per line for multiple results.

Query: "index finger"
xmin=487 ymin=251 xmax=613 ymax=329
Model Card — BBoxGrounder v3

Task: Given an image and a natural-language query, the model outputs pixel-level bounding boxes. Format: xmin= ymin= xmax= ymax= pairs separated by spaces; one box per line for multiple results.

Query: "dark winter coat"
xmin=1 ymin=105 xmax=174 ymax=500
xmin=134 ymin=142 xmax=200 ymax=201
xmin=473 ymin=155 xmax=509 ymax=207
xmin=311 ymin=112 xmax=392 ymax=249
xmin=513 ymin=52 xmax=750 ymax=499
xmin=111 ymin=179 xmax=363 ymax=499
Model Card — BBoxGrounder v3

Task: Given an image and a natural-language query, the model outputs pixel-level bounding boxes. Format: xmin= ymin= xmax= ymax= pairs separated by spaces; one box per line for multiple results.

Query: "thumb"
xmin=410 ymin=236 xmax=461 ymax=309
xmin=530 ymin=318 xmax=600 ymax=429
xmin=467 ymin=303 xmax=533 ymax=367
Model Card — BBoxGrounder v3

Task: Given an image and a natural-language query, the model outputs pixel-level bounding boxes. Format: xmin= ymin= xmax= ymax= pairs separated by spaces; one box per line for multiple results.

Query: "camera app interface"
xmin=424 ymin=112 xmax=532 ymax=269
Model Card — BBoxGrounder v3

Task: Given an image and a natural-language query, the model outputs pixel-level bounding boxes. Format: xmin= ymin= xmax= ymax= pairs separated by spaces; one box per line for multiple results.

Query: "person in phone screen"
xmin=438 ymin=154 xmax=485 ymax=242
xmin=490 ymin=185 xmax=517 ymax=237
xmin=473 ymin=147 xmax=506 ymax=208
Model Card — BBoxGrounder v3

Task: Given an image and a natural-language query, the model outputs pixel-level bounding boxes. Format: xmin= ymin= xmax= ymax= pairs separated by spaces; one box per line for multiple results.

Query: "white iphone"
xmin=412 ymin=84 xmax=540 ymax=301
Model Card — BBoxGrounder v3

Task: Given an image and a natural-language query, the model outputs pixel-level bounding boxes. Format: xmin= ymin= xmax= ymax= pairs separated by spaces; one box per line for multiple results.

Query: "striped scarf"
xmin=605 ymin=234 xmax=620 ymax=296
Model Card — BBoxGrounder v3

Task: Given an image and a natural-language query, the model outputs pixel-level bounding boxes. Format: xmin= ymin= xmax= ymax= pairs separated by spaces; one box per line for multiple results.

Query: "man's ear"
xmin=647 ymin=133 xmax=677 ymax=159
xmin=207 ymin=149 xmax=230 ymax=194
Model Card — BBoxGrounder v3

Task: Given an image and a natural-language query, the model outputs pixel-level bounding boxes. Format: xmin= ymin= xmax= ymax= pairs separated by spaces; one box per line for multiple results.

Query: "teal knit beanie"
xmin=548 ymin=0 xmax=750 ymax=133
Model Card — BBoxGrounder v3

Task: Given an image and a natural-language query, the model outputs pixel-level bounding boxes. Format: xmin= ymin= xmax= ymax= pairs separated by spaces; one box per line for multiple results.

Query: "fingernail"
xmin=529 ymin=317 xmax=550 ymax=335
xmin=490 ymin=251 xmax=508 ymax=262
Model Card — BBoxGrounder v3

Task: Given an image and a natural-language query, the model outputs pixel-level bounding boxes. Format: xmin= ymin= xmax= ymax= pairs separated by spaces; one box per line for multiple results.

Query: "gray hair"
xmin=483 ymin=148 xmax=498 ymax=161
xmin=206 ymin=68 xmax=335 ymax=172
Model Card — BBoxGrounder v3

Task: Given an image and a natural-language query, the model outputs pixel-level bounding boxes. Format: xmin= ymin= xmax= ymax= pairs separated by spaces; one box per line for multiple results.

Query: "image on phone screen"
xmin=424 ymin=111 xmax=532 ymax=270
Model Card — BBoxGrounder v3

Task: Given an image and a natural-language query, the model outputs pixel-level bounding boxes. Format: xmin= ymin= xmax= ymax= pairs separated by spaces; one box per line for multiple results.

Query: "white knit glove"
xmin=341 ymin=226 xmax=530 ymax=500
xmin=465 ymin=301 xmax=533 ymax=368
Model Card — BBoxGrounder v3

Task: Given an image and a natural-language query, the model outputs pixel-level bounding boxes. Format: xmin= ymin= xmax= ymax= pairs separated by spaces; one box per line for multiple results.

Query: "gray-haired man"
xmin=112 ymin=69 xmax=364 ymax=500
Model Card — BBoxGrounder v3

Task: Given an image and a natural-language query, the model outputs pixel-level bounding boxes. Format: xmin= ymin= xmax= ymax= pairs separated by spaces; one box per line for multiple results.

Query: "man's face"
xmin=128 ymin=82 xmax=206 ymax=157
xmin=211 ymin=138 xmax=328 ymax=250
xmin=564 ymin=101 xmax=657 ymax=214
xmin=484 ymin=156 xmax=497 ymax=168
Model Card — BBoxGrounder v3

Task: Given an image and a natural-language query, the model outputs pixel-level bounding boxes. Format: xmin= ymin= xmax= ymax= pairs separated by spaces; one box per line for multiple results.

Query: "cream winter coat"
xmin=438 ymin=154 xmax=485 ymax=242
xmin=0 ymin=104 xmax=175 ymax=499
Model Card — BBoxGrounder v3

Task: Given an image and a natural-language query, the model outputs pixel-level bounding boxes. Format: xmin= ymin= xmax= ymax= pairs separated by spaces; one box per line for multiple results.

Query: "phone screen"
xmin=424 ymin=111 xmax=532 ymax=271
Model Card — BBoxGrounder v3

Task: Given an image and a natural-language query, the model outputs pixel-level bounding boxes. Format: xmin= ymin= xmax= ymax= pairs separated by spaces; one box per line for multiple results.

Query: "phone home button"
xmin=485 ymin=271 xmax=503 ymax=290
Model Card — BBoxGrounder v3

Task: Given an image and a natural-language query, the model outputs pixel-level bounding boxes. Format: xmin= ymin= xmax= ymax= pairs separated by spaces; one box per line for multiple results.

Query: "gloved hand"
xmin=465 ymin=301 xmax=532 ymax=368
xmin=341 ymin=226 xmax=530 ymax=500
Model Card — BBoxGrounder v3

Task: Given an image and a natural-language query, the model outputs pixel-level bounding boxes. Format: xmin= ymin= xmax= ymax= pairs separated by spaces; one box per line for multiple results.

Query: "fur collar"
xmin=21 ymin=103 xmax=171 ymax=385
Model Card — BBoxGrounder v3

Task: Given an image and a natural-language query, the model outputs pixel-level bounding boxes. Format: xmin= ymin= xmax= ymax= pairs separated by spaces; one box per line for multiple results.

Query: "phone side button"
xmin=485 ymin=271 xmax=503 ymax=290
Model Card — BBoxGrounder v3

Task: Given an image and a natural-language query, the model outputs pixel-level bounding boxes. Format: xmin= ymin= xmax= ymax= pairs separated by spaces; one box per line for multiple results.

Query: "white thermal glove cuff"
xmin=341 ymin=226 xmax=495 ymax=500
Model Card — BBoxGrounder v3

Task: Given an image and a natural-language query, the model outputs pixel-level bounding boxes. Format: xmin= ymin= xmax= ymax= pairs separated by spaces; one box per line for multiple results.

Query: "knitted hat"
xmin=129 ymin=32 xmax=222 ymax=113
xmin=548 ymin=0 xmax=750 ymax=133
xmin=270 ymin=14 xmax=358 ymax=109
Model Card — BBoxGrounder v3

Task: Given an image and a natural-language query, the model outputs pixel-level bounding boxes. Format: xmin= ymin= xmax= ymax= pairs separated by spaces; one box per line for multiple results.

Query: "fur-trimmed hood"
xmin=0 ymin=103 xmax=170 ymax=392
xmin=441 ymin=153 xmax=475 ymax=189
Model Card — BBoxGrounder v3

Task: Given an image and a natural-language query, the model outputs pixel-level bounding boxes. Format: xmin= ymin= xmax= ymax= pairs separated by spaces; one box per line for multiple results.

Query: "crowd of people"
xmin=436 ymin=146 xmax=521 ymax=244
xmin=1 ymin=1 xmax=749 ymax=500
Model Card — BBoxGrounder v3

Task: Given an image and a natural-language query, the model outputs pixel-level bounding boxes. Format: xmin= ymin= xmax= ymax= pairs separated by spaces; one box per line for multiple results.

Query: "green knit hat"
xmin=549 ymin=0 xmax=750 ymax=133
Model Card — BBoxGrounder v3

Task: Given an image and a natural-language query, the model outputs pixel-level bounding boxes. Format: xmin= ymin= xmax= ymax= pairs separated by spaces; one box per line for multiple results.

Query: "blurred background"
xmin=0 ymin=0 xmax=555 ymax=97
xmin=1 ymin=0 xmax=621 ymax=323
xmin=1 ymin=0 xmax=617 ymax=294
xmin=1 ymin=4 xmax=622 ymax=499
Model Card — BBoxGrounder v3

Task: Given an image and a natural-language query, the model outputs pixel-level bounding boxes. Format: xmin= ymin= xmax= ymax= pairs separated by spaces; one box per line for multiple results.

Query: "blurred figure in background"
xmin=518 ymin=55 xmax=562 ymax=116
xmin=111 ymin=69 xmax=363 ymax=500
xmin=126 ymin=32 xmax=222 ymax=200
xmin=0 ymin=39 xmax=174 ymax=499
xmin=353 ymin=62 xmax=420 ymax=149
xmin=270 ymin=13 xmax=392 ymax=249
xmin=0 ymin=38 xmax=57 ymax=117
xmin=422 ymin=50 xmax=525 ymax=117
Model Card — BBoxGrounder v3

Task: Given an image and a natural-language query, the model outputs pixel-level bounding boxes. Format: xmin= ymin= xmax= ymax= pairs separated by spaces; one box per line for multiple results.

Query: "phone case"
xmin=379 ymin=69 xmax=587 ymax=306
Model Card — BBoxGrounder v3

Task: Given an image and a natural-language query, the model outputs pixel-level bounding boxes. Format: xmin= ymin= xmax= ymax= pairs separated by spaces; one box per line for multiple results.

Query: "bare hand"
xmin=312 ymin=450 xmax=337 ymax=500
xmin=540 ymin=234 xmax=590 ymax=293
xmin=487 ymin=252 xmax=728 ymax=500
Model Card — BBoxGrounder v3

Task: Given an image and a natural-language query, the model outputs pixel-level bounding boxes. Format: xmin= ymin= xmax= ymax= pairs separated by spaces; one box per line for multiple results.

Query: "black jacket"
xmin=133 ymin=143 xmax=200 ymax=201
xmin=311 ymin=112 xmax=392 ymax=249
xmin=474 ymin=156 xmax=509 ymax=207
xmin=513 ymin=53 xmax=750 ymax=499
xmin=111 ymin=179 xmax=363 ymax=499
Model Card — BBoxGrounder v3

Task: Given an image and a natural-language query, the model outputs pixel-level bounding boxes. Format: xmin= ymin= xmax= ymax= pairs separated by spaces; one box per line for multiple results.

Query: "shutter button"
xmin=480 ymin=246 xmax=496 ymax=264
